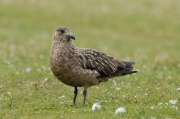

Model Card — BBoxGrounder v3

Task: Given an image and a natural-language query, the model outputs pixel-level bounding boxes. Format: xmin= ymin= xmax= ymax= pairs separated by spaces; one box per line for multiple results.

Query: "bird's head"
xmin=53 ymin=26 xmax=75 ymax=42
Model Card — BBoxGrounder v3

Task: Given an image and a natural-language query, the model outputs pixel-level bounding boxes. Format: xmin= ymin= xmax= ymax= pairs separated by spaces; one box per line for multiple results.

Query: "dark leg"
xmin=73 ymin=87 xmax=78 ymax=105
xmin=82 ymin=89 xmax=87 ymax=107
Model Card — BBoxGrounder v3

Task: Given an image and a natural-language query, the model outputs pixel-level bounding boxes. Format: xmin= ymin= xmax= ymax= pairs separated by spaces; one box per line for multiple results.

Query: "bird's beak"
xmin=66 ymin=33 xmax=75 ymax=40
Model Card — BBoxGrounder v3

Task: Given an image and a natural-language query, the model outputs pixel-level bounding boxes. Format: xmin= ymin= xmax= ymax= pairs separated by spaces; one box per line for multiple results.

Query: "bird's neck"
xmin=53 ymin=40 xmax=76 ymax=53
xmin=64 ymin=41 xmax=76 ymax=51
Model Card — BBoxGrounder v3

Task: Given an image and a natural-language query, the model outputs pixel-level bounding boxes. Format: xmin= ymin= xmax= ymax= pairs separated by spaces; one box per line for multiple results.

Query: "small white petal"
xmin=92 ymin=102 xmax=101 ymax=111
xmin=16 ymin=72 xmax=19 ymax=75
xmin=115 ymin=107 xmax=126 ymax=114
xmin=164 ymin=66 xmax=167 ymax=70
xmin=158 ymin=102 xmax=163 ymax=105
xmin=171 ymin=106 xmax=178 ymax=110
xmin=59 ymin=95 xmax=65 ymax=98
xmin=25 ymin=67 xmax=32 ymax=72
xmin=143 ymin=65 xmax=146 ymax=69
xmin=96 ymin=86 xmax=99 ymax=89
xmin=150 ymin=106 xmax=154 ymax=109
xmin=169 ymin=100 xmax=178 ymax=104
xmin=116 ymin=88 xmax=121 ymax=90
xmin=150 ymin=117 xmax=156 ymax=119
xmin=177 ymin=88 xmax=180 ymax=91
xmin=39 ymin=54 xmax=44 ymax=59
xmin=7 ymin=92 xmax=11 ymax=95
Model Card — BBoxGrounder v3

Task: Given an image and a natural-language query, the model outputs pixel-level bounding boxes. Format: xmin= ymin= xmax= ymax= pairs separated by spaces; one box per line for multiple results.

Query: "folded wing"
xmin=73 ymin=48 xmax=136 ymax=78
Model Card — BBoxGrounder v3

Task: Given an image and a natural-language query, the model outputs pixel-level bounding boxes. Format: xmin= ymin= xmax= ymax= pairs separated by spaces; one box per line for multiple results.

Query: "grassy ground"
xmin=0 ymin=0 xmax=180 ymax=118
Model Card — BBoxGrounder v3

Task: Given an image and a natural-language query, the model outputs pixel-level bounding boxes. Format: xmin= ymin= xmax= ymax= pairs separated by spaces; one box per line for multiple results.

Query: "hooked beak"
xmin=66 ymin=33 xmax=75 ymax=40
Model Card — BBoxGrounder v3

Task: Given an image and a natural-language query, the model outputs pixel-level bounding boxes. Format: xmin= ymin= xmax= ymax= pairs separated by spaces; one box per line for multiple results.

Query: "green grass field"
xmin=0 ymin=0 xmax=180 ymax=118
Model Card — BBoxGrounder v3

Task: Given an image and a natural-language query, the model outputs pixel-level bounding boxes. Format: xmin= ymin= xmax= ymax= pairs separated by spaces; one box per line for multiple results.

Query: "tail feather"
xmin=122 ymin=61 xmax=135 ymax=68
xmin=117 ymin=61 xmax=138 ymax=76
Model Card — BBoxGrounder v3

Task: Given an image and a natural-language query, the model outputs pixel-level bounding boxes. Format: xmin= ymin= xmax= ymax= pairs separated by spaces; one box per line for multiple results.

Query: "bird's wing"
xmin=73 ymin=48 xmax=125 ymax=78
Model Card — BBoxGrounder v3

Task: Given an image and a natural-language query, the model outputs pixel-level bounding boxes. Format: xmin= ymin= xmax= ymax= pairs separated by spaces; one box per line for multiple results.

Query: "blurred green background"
xmin=0 ymin=0 xmax=180 ymax=118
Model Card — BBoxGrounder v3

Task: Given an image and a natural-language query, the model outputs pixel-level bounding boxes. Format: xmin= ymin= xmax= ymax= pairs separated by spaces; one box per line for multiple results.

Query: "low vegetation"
xmin=0 ymin=0 xmax=179 ymax=118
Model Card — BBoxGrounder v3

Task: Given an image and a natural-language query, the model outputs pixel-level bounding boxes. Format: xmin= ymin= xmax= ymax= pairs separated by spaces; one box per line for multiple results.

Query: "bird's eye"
xmin=59 ymin=29 xmax=65 ymax=33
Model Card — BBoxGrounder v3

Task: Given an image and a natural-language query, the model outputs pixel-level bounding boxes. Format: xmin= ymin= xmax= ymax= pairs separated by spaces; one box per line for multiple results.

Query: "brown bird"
xmin=50 ymin=26 xmax=138 ymax=106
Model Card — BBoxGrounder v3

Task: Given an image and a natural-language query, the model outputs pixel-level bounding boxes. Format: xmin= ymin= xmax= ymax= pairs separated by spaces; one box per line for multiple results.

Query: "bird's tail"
xmin=121 ymin=61 xmax=138 ymax=76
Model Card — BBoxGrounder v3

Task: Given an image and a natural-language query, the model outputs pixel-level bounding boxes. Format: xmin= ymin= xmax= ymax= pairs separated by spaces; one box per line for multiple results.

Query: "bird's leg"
xmin=73 ymin=87 xmax=78 ymax=105
xmin=82 ymin=88 xmax=87 ymax=107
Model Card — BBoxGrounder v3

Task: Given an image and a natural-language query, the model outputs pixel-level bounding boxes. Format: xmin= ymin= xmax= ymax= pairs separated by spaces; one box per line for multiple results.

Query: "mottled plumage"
xmin=50 ymin=26 xmax=138 ymax=106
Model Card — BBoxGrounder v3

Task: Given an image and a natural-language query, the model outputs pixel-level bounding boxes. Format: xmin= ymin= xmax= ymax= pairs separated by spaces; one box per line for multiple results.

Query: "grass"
xmin=0 ymin=0 xmax=180 ymax=118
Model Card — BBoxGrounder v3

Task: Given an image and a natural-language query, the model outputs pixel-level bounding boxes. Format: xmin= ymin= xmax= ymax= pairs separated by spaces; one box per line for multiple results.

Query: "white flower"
xmin=143 ymin=65 xmax=146 ymax=69
xmin=16 ymin=72 xmax=19 ymax=75
xmin=92 ymin=102 xmax=101 ymax=111
xmin=59 ymin=95 xmax=65 ymax=98
xmin=150 ymin=117 xmax=156 ymax=119
xmin=115 ymin=107 xmax=126 ymax=114
xmin=39 ymin=54 xmax=44 ymax=59
xmin=177 ymin=88 xmax=180 ymax=91
xmin=7 ymin=92 xmax=11 ymax=95
xmin=171 ymin=106 xmax=178 ymax=110
xmin=169 ymin=100 xmax=178 ymax=104
xmin=25 ymin=67 xmax=32 ymax=72
xmin=150 ymin=106 xmax=154 ymax=109
xmin=158 ymin=102 xmax=163 ymax=105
